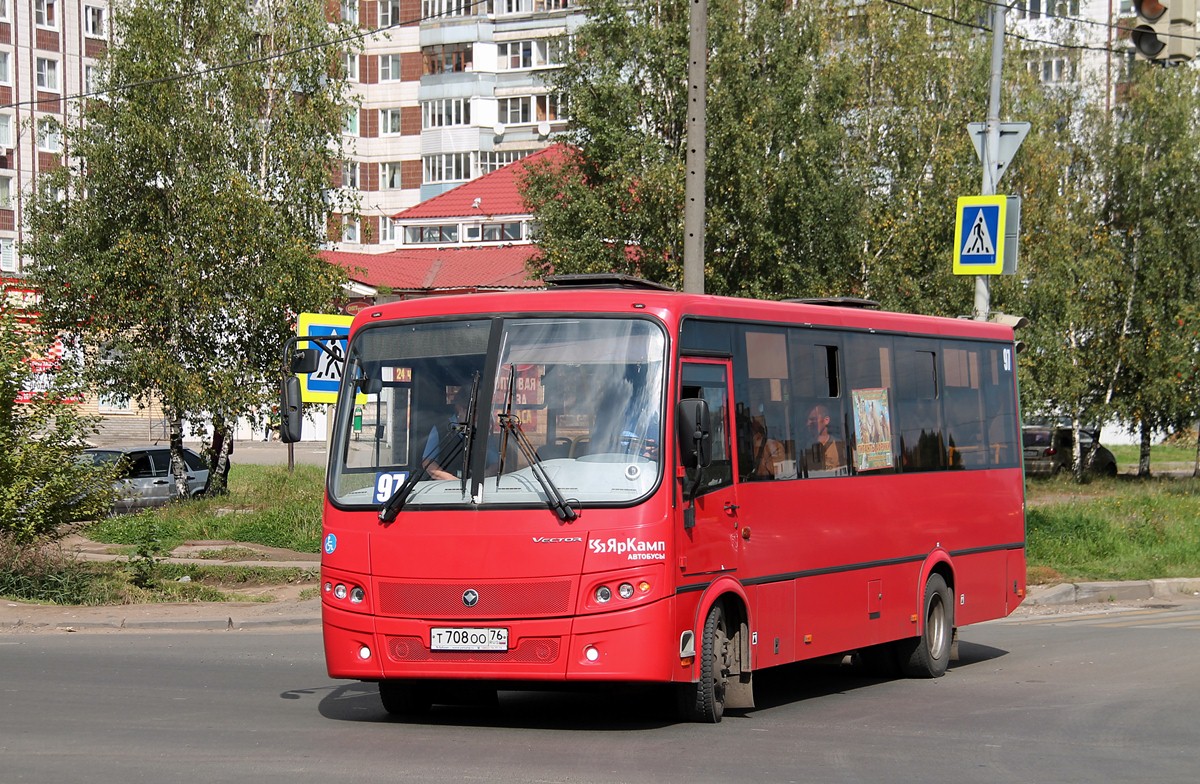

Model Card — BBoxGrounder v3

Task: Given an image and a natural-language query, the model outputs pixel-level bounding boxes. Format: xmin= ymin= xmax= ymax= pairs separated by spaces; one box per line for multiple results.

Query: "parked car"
xmin=81 ymin=446 xmax=210 ymax=513
xmin=1022 ymin=425 xmax=1118 ymax=477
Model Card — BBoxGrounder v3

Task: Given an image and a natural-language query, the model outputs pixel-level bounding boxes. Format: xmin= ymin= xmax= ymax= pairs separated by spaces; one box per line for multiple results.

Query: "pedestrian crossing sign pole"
xmin=954 ymin=195 xmax=1007 ymax=275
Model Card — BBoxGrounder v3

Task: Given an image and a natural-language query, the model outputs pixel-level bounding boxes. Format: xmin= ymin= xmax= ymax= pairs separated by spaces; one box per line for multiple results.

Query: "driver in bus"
xmin=422 ymin=387 xmax=471 ymax=480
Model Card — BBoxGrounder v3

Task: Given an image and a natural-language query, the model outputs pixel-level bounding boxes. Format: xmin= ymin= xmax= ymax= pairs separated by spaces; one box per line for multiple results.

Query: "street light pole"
xmin=975 ymin=3 xmax=1007 ymax=321
xmin=682 ymin=0 xmax=706 ymax=294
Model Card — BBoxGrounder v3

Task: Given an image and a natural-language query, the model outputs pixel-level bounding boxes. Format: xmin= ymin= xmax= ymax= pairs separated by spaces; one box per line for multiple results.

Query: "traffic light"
xmin=1131 ymin=0 xmax=1197 ymax=62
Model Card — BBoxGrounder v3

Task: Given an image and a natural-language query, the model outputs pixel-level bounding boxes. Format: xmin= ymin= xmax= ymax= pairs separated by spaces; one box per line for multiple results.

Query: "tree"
xmin=522 ymin=0 xmax=864 ymax=297
xmin=23 ymin=0 xmax=351 ymax=495
xmin=0 ymin=309 xmax=115 ymax=543
xmin=1099 ymin=64 xmax=1200 ymax=476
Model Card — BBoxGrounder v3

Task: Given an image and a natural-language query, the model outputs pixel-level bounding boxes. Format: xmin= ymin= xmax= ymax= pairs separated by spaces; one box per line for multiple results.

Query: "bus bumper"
xmin=323 ymin=597 xmax=677 ymax=683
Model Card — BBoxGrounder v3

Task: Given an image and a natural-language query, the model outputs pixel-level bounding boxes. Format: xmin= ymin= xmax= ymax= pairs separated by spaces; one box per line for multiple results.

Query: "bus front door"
xmin=678 ymin=359 xmax=741 ymax=581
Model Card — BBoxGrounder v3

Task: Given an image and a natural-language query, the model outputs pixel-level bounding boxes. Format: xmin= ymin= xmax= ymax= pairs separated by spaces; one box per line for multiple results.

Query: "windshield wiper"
xmin=497 ymin=364 xmax=578 ymax=522
xmin=378 ymin=374 xmax=480 ymax=524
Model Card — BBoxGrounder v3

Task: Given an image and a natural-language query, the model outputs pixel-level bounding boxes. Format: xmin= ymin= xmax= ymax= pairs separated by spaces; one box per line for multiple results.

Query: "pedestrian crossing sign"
xmin=953 ymin=195 xmax=1007 ymax=275
xmin=297 ymin=312 xmax=356 ymax=404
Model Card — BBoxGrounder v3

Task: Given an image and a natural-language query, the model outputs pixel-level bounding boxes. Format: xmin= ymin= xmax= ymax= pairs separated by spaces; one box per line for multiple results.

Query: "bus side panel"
xmin=947 ymin=549 xmax=1009 ymax=627
xmin=753 ymin=580 xmax=796 ymax=667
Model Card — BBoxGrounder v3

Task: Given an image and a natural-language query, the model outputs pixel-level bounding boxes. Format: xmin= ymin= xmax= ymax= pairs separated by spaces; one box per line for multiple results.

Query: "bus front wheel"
xmin=679 ymin=602 xmax=731 ymax=723
xmin=898 ymin=573 xmax=953 ymax=678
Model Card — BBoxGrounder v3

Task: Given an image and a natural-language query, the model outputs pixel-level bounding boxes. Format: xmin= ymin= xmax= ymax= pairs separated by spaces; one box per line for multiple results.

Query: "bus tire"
xmin=679 ymin=602 xmax=730 ymax=723
xmin=378 ymin=680 xmax=432 ymax=716
xmin=898 ymin=573 xmax=953 ymax=678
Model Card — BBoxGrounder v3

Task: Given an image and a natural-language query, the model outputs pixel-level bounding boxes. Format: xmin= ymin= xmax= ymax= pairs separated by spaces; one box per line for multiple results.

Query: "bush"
xmin=0 ymin=310 xmax=118 ymax=542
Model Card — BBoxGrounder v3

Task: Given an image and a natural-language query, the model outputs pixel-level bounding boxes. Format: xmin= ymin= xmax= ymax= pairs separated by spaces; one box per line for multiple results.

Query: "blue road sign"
xmin=953 ymin=195 xmax=1007 ymax=275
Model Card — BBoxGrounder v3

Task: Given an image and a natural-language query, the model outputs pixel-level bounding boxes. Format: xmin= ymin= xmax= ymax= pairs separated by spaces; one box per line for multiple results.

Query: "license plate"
xmin=430 ymin=627 xmax=509 ymax=652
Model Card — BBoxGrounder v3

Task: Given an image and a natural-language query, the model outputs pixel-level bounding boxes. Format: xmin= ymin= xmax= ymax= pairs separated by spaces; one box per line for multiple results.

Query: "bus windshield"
xmin=330 ymin=316 xmax=667 ymax=511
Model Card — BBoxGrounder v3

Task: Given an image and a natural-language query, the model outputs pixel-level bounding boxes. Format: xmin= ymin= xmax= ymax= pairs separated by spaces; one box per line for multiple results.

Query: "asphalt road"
xmin=2 ymin=600 xmax=1198 ymax=784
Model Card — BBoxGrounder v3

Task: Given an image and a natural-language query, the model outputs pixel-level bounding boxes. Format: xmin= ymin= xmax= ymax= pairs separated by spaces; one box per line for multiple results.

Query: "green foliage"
xmin=1026 ymin=479 xmax=1200 ymax=581
xmin=0 ymin=312 xmax=117 ymax=542
xmin=22 ymin=0 xmax=352 ymax=483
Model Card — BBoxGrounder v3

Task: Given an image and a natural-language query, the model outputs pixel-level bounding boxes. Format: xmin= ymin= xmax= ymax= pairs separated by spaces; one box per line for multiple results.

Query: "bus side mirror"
xmin=280 ymin=375 xmax=304 ymax=443
xmin=676 ymin=398 xmax=712 ymax=469
xmin=289 ymin=348 xmax=321 ymax=375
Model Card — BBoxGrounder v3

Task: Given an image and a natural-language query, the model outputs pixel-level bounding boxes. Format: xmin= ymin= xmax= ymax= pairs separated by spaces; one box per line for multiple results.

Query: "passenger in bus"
xmin=747 ymin=417 xmax=786 ymax=480
xmin=804 ymin=404 xmax=846 ymax=472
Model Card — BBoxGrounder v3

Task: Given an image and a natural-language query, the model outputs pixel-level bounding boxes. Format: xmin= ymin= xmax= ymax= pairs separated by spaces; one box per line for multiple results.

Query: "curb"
xmin=2 ymin=599 xmax=321 ymax=634
xmin=1025 ymin=577 xmax=1200 ymax=606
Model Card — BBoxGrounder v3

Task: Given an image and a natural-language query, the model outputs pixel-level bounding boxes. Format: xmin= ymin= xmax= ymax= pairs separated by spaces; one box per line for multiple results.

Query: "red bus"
xmin=284 ymin=275 xmax=1025 ymax=722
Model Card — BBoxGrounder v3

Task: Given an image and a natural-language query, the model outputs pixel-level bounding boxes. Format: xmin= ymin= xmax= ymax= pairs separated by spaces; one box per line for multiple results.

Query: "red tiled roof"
xmin=395 ymin=143 xmax=571 ymax=220
xmin=325 ymin=244 xmax=543 ymax=292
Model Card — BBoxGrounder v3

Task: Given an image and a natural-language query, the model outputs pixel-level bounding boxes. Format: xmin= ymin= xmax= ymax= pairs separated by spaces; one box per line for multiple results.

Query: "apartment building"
xmin=334 ymin=0 xmax=583 ymax=252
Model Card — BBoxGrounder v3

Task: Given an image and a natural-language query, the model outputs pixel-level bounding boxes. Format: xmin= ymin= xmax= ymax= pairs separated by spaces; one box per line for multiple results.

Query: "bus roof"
xmin=349 ymin=286 xmax=1016 ymax=343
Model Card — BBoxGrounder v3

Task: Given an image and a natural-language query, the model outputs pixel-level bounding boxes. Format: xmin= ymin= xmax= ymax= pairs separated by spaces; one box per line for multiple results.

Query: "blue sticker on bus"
xmin=324 ymin=533 xmax=337 ymax=555
xmin=374 ymin=471 xmax=409 ymax=503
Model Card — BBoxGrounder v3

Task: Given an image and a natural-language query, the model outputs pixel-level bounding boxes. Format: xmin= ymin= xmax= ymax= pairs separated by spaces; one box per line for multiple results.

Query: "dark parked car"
xmin=1022 ymin=425 xmax=1118 ymax=477
xmin=82 ymin=446 xmax=210 ymax=512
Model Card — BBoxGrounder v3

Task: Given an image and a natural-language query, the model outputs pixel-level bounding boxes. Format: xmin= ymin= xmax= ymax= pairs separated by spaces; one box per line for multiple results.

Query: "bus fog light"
xmin=595 ymin=585 xmax=612 ymax=603
xmin=324 ymin=582 xmax=332 ymax=593
xmin=334 ymin=583 xmax=347 ymax=600
xmin=350 ymin=586 xmax=365 ymax=604
xmin=358 ymin=645 xmax=371 ymax=660
xmin=584 ymin=645 xmax=600 ymax=662
xmin=618 ymin=582 xmax=635 ymax=600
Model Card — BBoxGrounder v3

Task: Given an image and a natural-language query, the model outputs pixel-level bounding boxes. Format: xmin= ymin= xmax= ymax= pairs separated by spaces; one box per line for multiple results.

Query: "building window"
xmin=84 ymin=65 xmax=101 ymax=95
xmin=501 ymin=0 xmax=532 ymax=12
xmin=482 ymin=222 xmax=522 ymax=242
xmin=422 ymin=43 xmax=472 ymax=75
xmin=423 ymin=153 xmax=471 ymax=184
xmin=380 ymin=108 xmax=403 ymax=135
xmin=37 ymin=118 xmax=61 ymax=152
xmin=379 ymin=0 xmax=402 ymax=26
xmin=382 ymin=162 xmax=403 ymax=189
xmin=380 ymin=216 xmax=398 ymax=242
xmin=35 ymin=0 xmax=57 ymax=29
xmin=422 ymin=98 xmax=471 ymax=129
xmin=534 ymin=0 xmax=572 ymax=9
xmin=345 ymin=52 xmax=358 ymax=82
xmin=536 ymin=93 xmax=563 ymax=121
xmin=422 ymin=0 xmax=482 ymax=18
xmin=98 ymin=392 xmax=131 ymax=413
xmin=342 ymin=161 xmax=359 ymax=189
xmin=83 ymin=5 xmax=106 ymax=38
xmin=498 ymin=96 xmax=532 ymax=125
xmin=477 ymin=150 xmax=529 ymax=174
xmin=0 ymin=238 xmax=15 ymax=272
xmin=0 ymin=2 xmax=8 ymax=23
xmin=0 ymin=114 xmax=11 ymax=149
xmin=36 ymin=58 xmax=60 ymax=92
xmin=341 ymin=0 xmax=358 ymax=25
xmin=344 ymin=107 xmax=359 ymax=136
xmin=404 ymin=223 xmax=459 ymax=244
xmin=497 ymin=38 xmax=566 ymax=70
xmin=379 ymin=54 xmax=402 ymax=81
xmin=0 ymin=176 xmax=11 ymax=209
xmin=0 ymin=51 xmax=9 ymax=86
xmin=342 ymin=218 xmax=359 ymax=244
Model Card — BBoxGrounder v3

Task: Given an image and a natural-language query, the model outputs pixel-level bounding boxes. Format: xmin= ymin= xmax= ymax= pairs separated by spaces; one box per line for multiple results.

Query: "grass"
xmin=1025 ymin=475 xmax=1200 ymax=582
xmin=84 ymin=463 xmax=325 ymax=554
xmin=5 ymin=463 xmax=1200 ymax=605
xmin=1107 ymin=441 xmax=1197 ymax=471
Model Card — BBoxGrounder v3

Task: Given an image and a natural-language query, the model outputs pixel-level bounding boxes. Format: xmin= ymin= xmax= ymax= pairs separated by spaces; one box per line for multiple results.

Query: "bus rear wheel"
xmin=378 ymin=680 xmax=432 ymax=717
xmin=679 ymin=602 xmax=731 ymax=723
xmin=898 ymin=573 xmax=953 ymax=678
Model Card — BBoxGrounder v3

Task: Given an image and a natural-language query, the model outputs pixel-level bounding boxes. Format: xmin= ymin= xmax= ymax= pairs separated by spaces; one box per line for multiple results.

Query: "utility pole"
xmin=975 ymin=3 xmax=1006 ymax=321
xmin=682 ymin=0 xmax=706 ymax=294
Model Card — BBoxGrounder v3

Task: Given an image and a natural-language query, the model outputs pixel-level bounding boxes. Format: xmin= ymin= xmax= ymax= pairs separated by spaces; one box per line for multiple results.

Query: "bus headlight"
xmin=595 ymin=585 xmax=612 ymax=603
xmin=350 ymin=586 xmax=365 ymax=604
xmin=618 ymin=582 xmax=635 ymax=600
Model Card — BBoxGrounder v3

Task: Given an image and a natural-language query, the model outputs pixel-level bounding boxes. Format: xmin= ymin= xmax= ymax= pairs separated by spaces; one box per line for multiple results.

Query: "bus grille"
xmin=376 ymin=579 xmax=573 ymax=618
xmin=386 ymin=636 xmax=561 ymax=664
